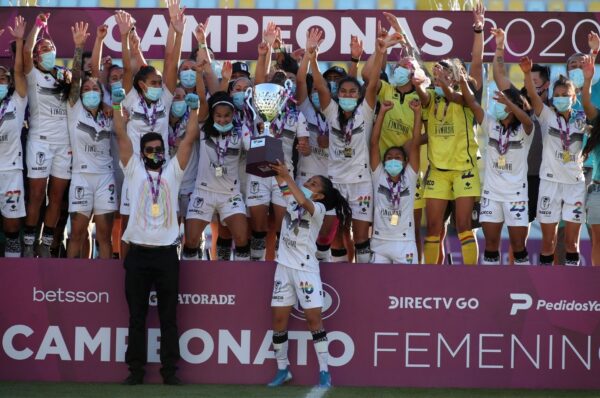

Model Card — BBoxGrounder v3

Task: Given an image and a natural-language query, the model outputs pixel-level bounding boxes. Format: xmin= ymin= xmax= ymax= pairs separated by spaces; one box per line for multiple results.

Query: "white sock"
xmin=312 ymin=329 xmax=329 ymax=372
xmin=272 ymin=331 xmax=289 ymax=370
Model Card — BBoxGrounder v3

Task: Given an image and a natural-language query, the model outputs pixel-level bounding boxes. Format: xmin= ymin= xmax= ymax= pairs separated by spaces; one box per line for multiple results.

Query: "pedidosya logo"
xmin=509 ymin=292 xmax=600 ymax=315
xmin=291 ymin=282 xmax=340 ymax=320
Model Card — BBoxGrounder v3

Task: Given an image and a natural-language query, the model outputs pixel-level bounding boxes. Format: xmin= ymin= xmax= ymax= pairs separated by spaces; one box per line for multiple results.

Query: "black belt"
xmin=129 ymin=243 xmax=178 ymax=251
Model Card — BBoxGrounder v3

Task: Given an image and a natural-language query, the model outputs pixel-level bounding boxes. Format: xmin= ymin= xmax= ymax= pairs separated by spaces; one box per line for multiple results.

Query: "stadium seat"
xmin=336 ymin=0 xmax=355 ymax=8
xmin=395 ymin=0 xmax=415 ymax=9
xmin=99 ymin=0 xmax=118 ymax=6
xmin=180 ymin=0 xmax=199 ymax=7
xmin=256 ymin=0 xmax=275 ymax=7
xmin=566 ymin=1 xmax=586 ymax=11
xmin=120 ymin=0 xmax=137 ymax=7
xmin=202 ymin=0 xmax=219 ymax=7
xmin=524 ymin=0 xmax=545 ymax=11
xmin=239 ymin=0 xmax=256 ymax=7
xmin=219 ymin=0 xmax=234 ymax=7
xmin=486 ymin=0 xmax=505 ymax=11
xmin=378 ymin=0 xmax=394 ymax=9
xmin=355 ymin=0 xmax=375 ymax=8
xmin=415 ymin=0 xmax=431 ymax=10
xmin=317 ymin=0 xmax=334 ymax=8
xmin=547 ymin=0 xmax=565 ymax=11
xmin=137 ymin=0 xmax=158 ymax=5
xmin=277 ymin=0 xmax=296 ymax=8
xmin=508 ymin=0 xmax=524 ymax=11
xmin=589 ymin=0 xmax=600 ymax=11
xmin=59 ymin=0 xmax=79 ymax=5
xmin=297 ymin=0 xmax=313 ymax=8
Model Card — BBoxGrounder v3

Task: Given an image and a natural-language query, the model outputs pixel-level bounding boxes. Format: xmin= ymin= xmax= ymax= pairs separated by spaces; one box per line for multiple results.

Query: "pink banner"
xmin=1 ymin=258 xmax=599 ymax=388
xmin=0 ymin=8 xmax=598 ymax=62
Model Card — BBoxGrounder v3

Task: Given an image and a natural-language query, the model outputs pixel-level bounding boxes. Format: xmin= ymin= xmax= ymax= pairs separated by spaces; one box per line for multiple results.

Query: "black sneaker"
xmin=163 ymin=375 xmax=183 ymax=386
xmin=122 ymin=373 xmax=144 ymax=385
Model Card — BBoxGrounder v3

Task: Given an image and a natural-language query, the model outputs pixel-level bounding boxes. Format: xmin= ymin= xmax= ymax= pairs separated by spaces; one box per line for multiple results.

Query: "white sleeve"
xmin=323 ymin=100 xmax=338 ymax=125
xmin=311 ymin=202 xmax=326 ymax=223
xmin=123 ymin=88 xmax=138 ymax=111
xmin=405 ymin=164 xmax=418 ymax=186
xmin=296 ymin=113 xmax=309 ymax=138
xmin=360 ymin=100 xmax=375 ymax=126
xmin=298 ymin=97 xmax=313 ymax=118
xmin=14 ymin=91 xmax=28 ymax=109
xmin=170 ymin=155 xmax=185 ymax=182
xmin=161 ymin=84 xmax=174 ymax=110
xmin=120 ymin=154 xmax=141 ymax=178
xmin=536 ymin=104 xmax=555 ymax=131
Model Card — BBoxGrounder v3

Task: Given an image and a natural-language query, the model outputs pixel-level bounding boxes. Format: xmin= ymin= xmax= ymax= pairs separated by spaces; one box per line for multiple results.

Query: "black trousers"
xmin=124 ymin=244 xmax=180 ymax=378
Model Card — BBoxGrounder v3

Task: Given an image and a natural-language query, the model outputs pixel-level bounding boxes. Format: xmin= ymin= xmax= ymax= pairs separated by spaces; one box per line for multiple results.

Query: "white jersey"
xmin=297 ymin=98 xmax=329 ymax=180
xmin=68 ymin=100 xmax=114 ymax=174
xmin=537 ymin=104 xmax=586 ymax=184
xmin=26 ymin=68 xmax=68 ymax=143
xmin=168 ymin=112 xmax=199 ymax=189
xmin=268 ymin=106 xmax=308 ymax=174
xmin=481 ymin=114 xmax=532 ymax=202
xmin=0 ymin=93 xmax=27 ymax=171
xmin=323 ymin=100 xmax=374 ymax=184
xmin=122 ymin=85 xmax=173 ymax=157
xmin=195 ymin=128 xmax=250 ymax=194
xmin=371 ymin=164 xmax=417 ymax=242
xmin=121 ymin=156 xmax=184 ymax=246
xmin=276 ymin=196 xmax=326 ymax=273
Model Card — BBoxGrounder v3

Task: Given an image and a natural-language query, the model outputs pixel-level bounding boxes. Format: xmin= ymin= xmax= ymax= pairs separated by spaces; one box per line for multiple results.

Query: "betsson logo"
xmin=509 ymin=293 xmax=600 ymax=315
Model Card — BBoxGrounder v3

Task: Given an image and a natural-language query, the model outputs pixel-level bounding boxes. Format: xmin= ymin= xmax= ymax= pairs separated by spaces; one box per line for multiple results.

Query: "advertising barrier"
xmin=1 ymin=258 xmax=599 ymax=388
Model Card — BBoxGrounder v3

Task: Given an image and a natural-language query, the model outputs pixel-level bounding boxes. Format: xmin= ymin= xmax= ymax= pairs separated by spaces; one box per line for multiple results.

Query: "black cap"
xmin=323 ymin=65 xmax=347 ymax=80
xmin=232 ymin=61 xmax=250 ymax=77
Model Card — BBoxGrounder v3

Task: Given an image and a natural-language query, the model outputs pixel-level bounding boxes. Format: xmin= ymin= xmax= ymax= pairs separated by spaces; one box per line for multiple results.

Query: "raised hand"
xmin=221 ymin=60 xmax=232 ymax=80
xmin=376 ymin=20 xmax=388 ymax=40
xmin=112 ymin=88 xmax=126 ymax=104
xmin=269 ymin=159 xmax=290 ymax=178
xmin=582 ymin=55 xmax=595 ymax=80
xmin=350 ymin=35 xmax=363 ymax=60
xmin=115 ymin=10 xmax=133 ymax=37
xmin=379 ymin=100 xmax=394 ymax=113
xmin=166 ymin=0 xmax=185 ymax=22
xmin=8 ymin=16 xmax=26 ymax=40
xmin=382 ymin=12 xmax=402 ymax=34
xmin=96 ymin=24 xmax=108 ymax=41
xmin=383 ymin=32 xmax=404 ymax=48
xmin=408 ymin=98 xmax=421 ymax=113
xmin=490 ymin=28 xmax=505 ymax=49
xmin=296 ymin=139 xmax=310 ymax=156
xmin=263 ymin=21 xmax=279 ymax=47
xmin=589 ymin=31 xmax=600 ymax=53
xmin=376 ymin=37 xmax=386 ymax=54
xmin=493 ymin=90 xmax=510 ymax=106
xmin=35 ymin=13 xmax=50 ymax=29
xmin=194 ymin=19 xmax=208 ymax=44
xmin=472 ymin=0 xmax=485 ymax=30
xmin=185 ymin=93 xmax=199 ymax=109
xmin=71 ymin=21 xmax=90 ymax=48
xmin=102 ymin=55 xmax=113 ymax=70
xmin=519 ymin=56 xmax=532 ymax=73
xmin=306 ymin=28 xmax=323 ymax=52
xmin=129 ymin=28 xmax=141 ymax=51
xmin=258 ymin=40 xmax=269 ymax=57
xmin=171 ymin=8 xmax=186 ymax=35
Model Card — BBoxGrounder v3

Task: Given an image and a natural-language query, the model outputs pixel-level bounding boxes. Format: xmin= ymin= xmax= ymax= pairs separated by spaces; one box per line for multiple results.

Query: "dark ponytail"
xmin=317 ymin=175 xmax=352 ymax=229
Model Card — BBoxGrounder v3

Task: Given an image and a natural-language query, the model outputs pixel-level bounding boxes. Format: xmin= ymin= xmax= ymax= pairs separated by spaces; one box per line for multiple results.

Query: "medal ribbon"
xmin=386 ymin=175 xmax=402 ymax=210
xmin=139 ymin=94 xmax=159 ymax=131
xmin=216 ymin=134 xmax=230 ymax=166
xmin=145 ymin=167 xmax=163 ymax=206
xmin=556 ymin=114 xmax=570 ymax=152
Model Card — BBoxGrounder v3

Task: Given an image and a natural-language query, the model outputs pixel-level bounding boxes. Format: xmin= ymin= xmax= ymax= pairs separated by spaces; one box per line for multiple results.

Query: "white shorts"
xmin=271 ymin=263 xmax=323 ymax=309
xmin=537 ymin=179 xmax=587 ymax=224
xmin=69 ymin=173 xmax=118 ymax=216
xmin=587 ymin=184 xmax=600 ymax=225
xmin=26 ymin=139 xmax=72 ymax=180
xmin=333 ymin=181 xmax=373 ymax=223
xmin=245 ymin=174 xmax=286 ymax=208
xmin=479 ymin=197 xmax=529 ymax=227
xmin=371 ymin=238 xmax=417 ymax=264
xmin=0 ymin=170 xmax=26 ymax=218
xmin=119 ymin=178 xmax=130 ymax=215
xmin=186 ymin=188 xmax=246 ymax=223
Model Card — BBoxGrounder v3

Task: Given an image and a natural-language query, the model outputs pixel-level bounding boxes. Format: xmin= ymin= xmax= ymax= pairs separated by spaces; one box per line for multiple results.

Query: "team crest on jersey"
xmin=540 ymin=196 xmax=551 ymax=210
xmin=36 ymin=151 xmax=45 ymax=166
xmin=250 ymin=181 xmax=260 ymax=194
xmin=193 ymin=197 xmax=204 ymax=208
xmin=405 ymin=253 xmax=414 ymax=264
xmin=230 ymin=131 xmax=240 ymax=145
xmin=75 ymin=186 xmax=85 ymax=200
xmin=481 ymin=197 xmax=489 ymax=208
xmin=273 ymin=280 xmax=283 ymax=294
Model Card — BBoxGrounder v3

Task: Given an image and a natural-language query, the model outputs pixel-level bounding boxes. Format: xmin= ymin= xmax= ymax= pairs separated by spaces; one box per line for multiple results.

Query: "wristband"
xmin=273 ymin=47 xmax=284 ymax=53
xmin=199 ymin=44 xmax=207 ymax=49
xmin=279 ymin=184 xmax=292 ymax=195
xmin=351 ymin=57 xmax=360 ymax=63
xmin=592 ymin=49 xmax=599 ymax=56
xmin=35 ymin=18 xmax=47 ymax=29
xmin=112 ymin=104 xmax=122 ymax=110
xmin=473 ymin=23 xmax=483 ymax=34
xmin=496 ymin=47 xmax=504 ymax=51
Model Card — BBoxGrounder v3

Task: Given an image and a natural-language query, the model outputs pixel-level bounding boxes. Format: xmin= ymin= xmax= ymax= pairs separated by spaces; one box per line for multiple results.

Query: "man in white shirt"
xmin=112 ymin=88 xmax=201 ymax=385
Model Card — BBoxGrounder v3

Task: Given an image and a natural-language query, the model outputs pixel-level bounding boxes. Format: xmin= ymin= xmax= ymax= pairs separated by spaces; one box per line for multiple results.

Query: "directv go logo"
xmin=509 ymin=293 xmax=600 ymax=315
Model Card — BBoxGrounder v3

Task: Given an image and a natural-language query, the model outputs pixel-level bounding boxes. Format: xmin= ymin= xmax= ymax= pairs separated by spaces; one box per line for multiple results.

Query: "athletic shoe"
xmin=318 ymin=371 xmax=332 ymax=388
xmin=163 ymin=375 xmax=183 ymax=385
xmin=23 ymin=244 xmax=35 ymax=258
xmin=267 ymin=367 xmax=292 ymax=387
xmin=122 ymin=373 xmax=144 ymax=385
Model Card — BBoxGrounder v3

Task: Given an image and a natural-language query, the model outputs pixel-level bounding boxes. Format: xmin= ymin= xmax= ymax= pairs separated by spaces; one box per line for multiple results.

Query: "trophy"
xmin=244 ymin=80 xmax=292 ymax=177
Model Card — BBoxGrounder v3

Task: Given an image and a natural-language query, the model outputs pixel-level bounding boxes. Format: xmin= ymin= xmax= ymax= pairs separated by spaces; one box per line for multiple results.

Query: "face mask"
xmin=179 ymin=70 xmax=196 ymax=89
xmin=110 ymin=80 xmax=123 ymax=92
xmin=82 ymin=91 xmax=101 ymax=109
xmin=339 ymin=97 xmax=358 ymax=112
xmin=328 ymin=81 xmax=338 ymax=97
xmin=492 ymin=102 xmax=509 ymax=120
xmin=391 ymin=66 xmax=411 ymax=86
xmin=434 ymin=86 xmax=445 ymax=98
xmin=553 ymin=96 xmax=573 ymax=112
xmin=211 ymin=61 xmax=222 ymax=79
xmin=311 ymin=92 xmax=320 ymax=109
xmin=214 ymin=122 xmax=234 ymax=133
xmin=144 ymin=86 xmax=163 ymax=102
xmin=384 ymin=159 xmax=404 ymax=177
xmin=232 ymin=91 xmax=246 ymax=110
xmin=171 ymin=100 xmax=187 ymax=118
xmin=300 ymin=186 xmax=314 ymax=200
xmin=143 ymin=152 xmax=165 ymax=170
xmin=0 ymin=84 xmax=8 ymax=100
xmin=568 ymin=68 xmax=584 ymax=89
xmin=40 ymin=51 xmax=56 ymax=70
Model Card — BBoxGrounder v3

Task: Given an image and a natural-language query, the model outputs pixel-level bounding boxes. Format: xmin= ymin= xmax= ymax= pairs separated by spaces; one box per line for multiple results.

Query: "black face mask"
xmin=143 ymin=154 xmax=165 ymax=170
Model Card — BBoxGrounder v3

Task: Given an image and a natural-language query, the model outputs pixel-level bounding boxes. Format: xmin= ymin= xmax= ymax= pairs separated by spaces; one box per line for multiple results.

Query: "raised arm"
xmin=164 ymin=0 xmax=185 ymax=94
xmin=491 ymin=28 xmax=511 ymax=91
xmin=219 ymin=61 xmax=232 ymax=93
xmin=90 ymin=24 xmax=107 ymax=79
xmin=111 ymin=88 xmax=133 ymax=166
xmin=176 ymin=94 xmax=200 ymax=170
xmin=437 ymin=68 xmax=464 ymax=105
xmin=365 ymin=37 xmax=386 ymax=109
xmin=115 ymin=11 xmax=133 ymax=94
xmin=295 ymin=43 xmax=310 ymax=105
xmin=470 ymin=0 xmax=485 ymax=91
xmin=408 ymin=99 xmax=423 ymax=173
xmin=495 ymin=90 xmax=533 ymax=134
xmin=306 ymin=29 xmax=331 ymax=111
xmin=195 ymin=61 xmax=209 ymax=122
xmin=459 ymin=70 xmax=484 ymax=124
xmin=582 ymin=55 xmax=598 ymax=121
xmin=24 ymin=13 xmax=48 ymax=74
xmin=519 ymin=56 xmax=543 ymax=117
xmin=370 ymin=100 xmax=393 ymax=171
xmin=588 ymin=31 xmax=600 ymax=65
xmin=128 ymin=28 xmax=146 ymax=77
xmin=68 ymin=22 xmax=90 ymax=107
xmin=194 ymin=21 xmax=220 ymax=95
xmin=348 ymin=35 xmax=363 ymax=79
xmin=8 ymin=16 xmax=27 ymax=98
xmin=256 ymin=22 xmax=278 ymax=85
xmin=271 ymin=160 xmax=316 ymax=216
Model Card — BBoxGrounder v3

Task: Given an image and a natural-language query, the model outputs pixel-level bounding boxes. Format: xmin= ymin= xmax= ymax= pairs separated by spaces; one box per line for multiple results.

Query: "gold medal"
xmin=390 ymin=214 xmax=399 ymax=225
xmin=562 ymin=151 xmax=570 ymax=163
xmin=151 ymin=203 xmax=160 ymax=217
xmin=497 ymin=155 xmax=506 ymax=168
xmin=343 ymin=147 xmax=353 ymax=158
xmin=215 ymin=166 xmax=223 ymax=177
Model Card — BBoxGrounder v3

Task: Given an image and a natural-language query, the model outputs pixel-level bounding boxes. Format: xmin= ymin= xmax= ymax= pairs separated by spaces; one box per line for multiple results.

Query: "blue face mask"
xmin=311 ymin=92 xmax=320 ymax=109
xmin=0 ymin=84 xmax=8 ymax=100
xmin=214 ymin=122 xmax=234 ymax=133
xmin=110 ymin=80 xmax=123 ymax=92
xmin=300 ymin=186 xmax=314 ymax=200
xmin=339 ymin=97 xmax=358 ymax=112
xmin=384 ymin=159 xmax=404 ymax=177
xmin=179 ymin=70 xmax=196 ymax=89
xmin=40 ymin=51 xmax=56 ymax=71
xmin=328 ymin=81 xmax=338 ymax=97
xmin=144 ymin=86 xmax=163 ymax=102
xmin=434 ymin=86 xmax=445 ymax=98
xmin=492 ymin=102 xmax=509 ymax=120
xmin=569 ymin=68 xmax=584 ymax=89
xmin=171 ymin=100 xmax=187 ymax=118
xmin=391 ymin=66 xmax=411 ymax=86
xmin=211 ymin=61 xmax=222 ymax=79
xmin=553 ymin=96 xmax=573 ymax=112
xmin=232 ymin=91 xmax=246 ymax=110
xmin=82 ymin=91 xmax=101 ymax=109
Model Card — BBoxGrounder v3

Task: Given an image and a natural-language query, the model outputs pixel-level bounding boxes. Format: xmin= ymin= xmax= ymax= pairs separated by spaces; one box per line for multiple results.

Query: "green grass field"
xmin=1 ymin=382 xmax=599 ymax=398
